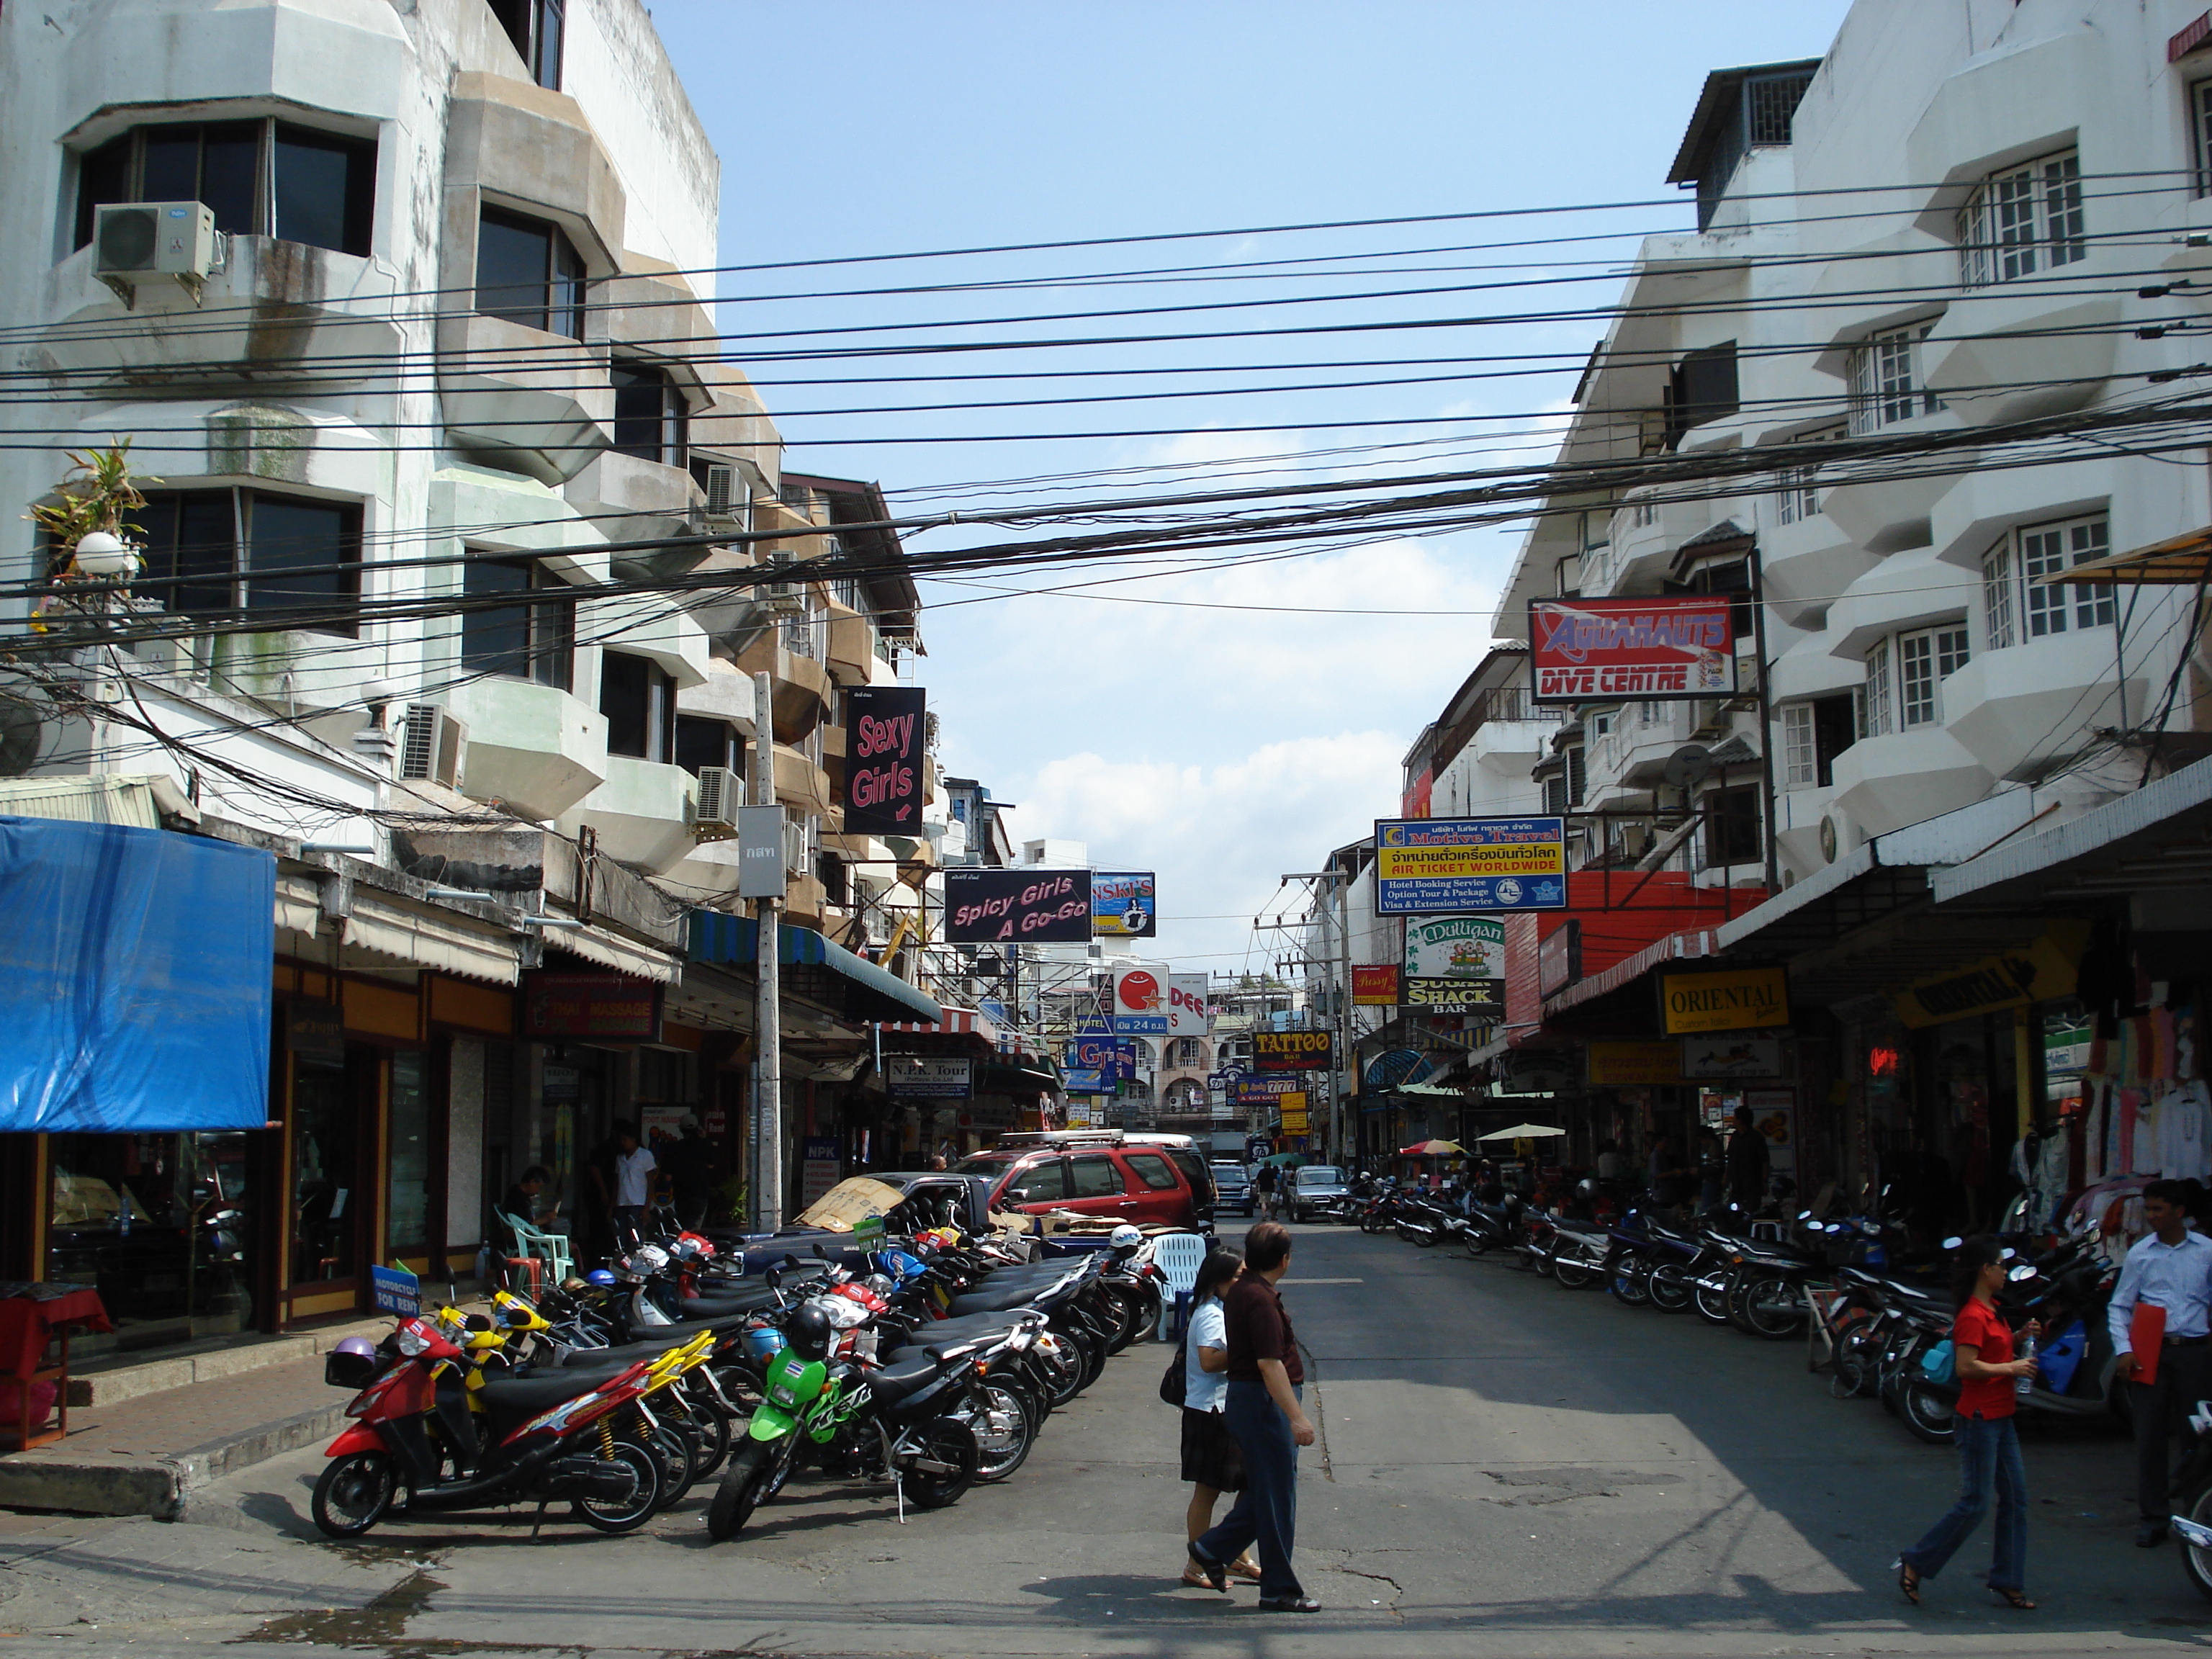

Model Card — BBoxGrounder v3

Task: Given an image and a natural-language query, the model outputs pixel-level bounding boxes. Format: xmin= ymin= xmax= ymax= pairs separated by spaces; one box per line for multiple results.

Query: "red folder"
xmin=2133 ymin=1303 xmax=2168 ymax=1388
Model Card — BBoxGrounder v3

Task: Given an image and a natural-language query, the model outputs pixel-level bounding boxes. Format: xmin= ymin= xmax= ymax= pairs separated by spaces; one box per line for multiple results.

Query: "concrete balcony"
xmin=1770 ymin=625 xmax=1869 ymax=703
xmin=1821 ymin=413 xmax=1972 ymax=556
xmin=570 ymin=755 xmax=698 ymax=873
xmin=662 ymin=838 xmax=745 ymax=902
xmin=732 ymin=637 xmax=832 ymax=740
xmin=581 ymin=596 xmax=711 ymax=689
xmin=783 ymin=873 xmax=827 ymax=929
xmin=1829 ymin=727 xmax=1994 ymax=840
xmin=774 ymin=744 xmax=832 ymax=819
xmin=825 ymin=604 xmax=875 ymax=687
xmin=436 ymin=313 xmax=611 ymax=485
xmin=38 ymin=237 xmax=405 ymax=387
xmin=198 ymin=629 xmax=379 ymax=714
xmin=679 ymin=544 xmax=770 ymax=644
xmin=1827 ymin=545 xmax=1977 ymax=660
xmin=1941 ymin=631 xmax=2139 ymax=783
xmin=1760 ymin=511 xmax=1874 ymax=629
xmin=1467 ymin=716 xmax=1563 ymax=778
xmin=446 ymin=675 xmax=606 ymax=822
xmin=564 ymin=451 xmax=707 ymax=579
xmin=675 ymin=664 xmax=758 ymax=739
xmin=1584 ymin=702 xmax=1697 ymax=791
xmin=1924 ymin=294 xmax=2121 ymax=428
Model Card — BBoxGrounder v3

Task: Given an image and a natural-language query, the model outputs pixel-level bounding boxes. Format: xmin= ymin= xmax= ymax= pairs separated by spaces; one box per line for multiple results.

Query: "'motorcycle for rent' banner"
xmin=1529 ymin=595 xmax=1736 ymax=703
xmin=843 ymin=686 xmax=926 ymax=835
xmin=943 ymin=868 xmax=1092 ymax=943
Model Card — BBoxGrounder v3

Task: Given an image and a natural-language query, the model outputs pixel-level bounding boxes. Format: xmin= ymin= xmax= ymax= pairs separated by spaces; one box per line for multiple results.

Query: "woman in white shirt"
xmin=1180 ymin=1248 xmax=1262 ymax=1586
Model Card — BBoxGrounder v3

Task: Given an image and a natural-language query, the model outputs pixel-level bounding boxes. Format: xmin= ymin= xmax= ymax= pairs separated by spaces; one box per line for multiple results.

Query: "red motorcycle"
xmin=311 ymin=1316 xmax=668 ymax=1539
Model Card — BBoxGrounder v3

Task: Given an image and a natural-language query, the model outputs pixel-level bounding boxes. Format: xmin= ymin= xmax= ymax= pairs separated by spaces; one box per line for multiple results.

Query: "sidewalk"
xmin=2 ymin=1348 xmax=365 ymax=1520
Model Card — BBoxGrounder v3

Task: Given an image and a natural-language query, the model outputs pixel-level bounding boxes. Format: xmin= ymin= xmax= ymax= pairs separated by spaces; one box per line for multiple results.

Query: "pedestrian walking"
xmin=609 ymin=1122 xmax=656 ymax=1249
xmin=1725 ymin=1105 xmax=1768 ymax=1210
xmin=1177 ymin=1246 xmax=1262 ymax=1588
xmin=1894 ymin=1235 xmax=2038 ymax=1611
xmin=661 ymin=1121 xmax=716 ymax=1230
xmin=1252 ymin=1161 xmax=1280 ymax=1222
xmin=2108 ymin=1178 xmax=2212 ymax=1547
xmin=1187 ymin=1221 xmax=1319 ymax=1611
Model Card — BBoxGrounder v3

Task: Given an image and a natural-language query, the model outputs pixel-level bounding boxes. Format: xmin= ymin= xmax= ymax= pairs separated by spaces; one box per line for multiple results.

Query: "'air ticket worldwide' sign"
xmin=1529 ymin=595 xmax=1736 ymax=703
xmin=1374 ymin=818 xmax=1566 ymax=913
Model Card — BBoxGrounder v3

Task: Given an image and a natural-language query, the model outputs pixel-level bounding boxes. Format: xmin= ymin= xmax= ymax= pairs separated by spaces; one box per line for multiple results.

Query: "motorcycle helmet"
xmin=786 ymin=1301 xmax=835 ymax=1362
xmin=629 ymin=1242 xmax=672 ymax=1276
xmin=861 ymin=1273 xmax=896 ymax=1298
xmin=1108 ymin=1223 xmax=1142 ymax=1251
xmin=585 ymin=1267 xmax=619 ymax=1289
xmin=333 ymin=1335 xmax=377 ymax=1361
xmin=673 ymin=1232 xmax=716 ymax=1262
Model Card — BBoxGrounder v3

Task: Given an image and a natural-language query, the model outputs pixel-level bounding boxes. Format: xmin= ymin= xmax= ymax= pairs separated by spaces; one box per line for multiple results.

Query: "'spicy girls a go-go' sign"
xmin=1529 ymin=595 xmax=1736 ymax=703
xmin=943 ymin=868 xmax=1094 ymax=943
xmin=843 ymin=686 xmax=926 ymax=835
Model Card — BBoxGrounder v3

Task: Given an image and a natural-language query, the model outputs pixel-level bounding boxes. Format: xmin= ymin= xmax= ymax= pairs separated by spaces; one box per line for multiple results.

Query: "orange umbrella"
xmin=1396 ymin=1138 xmax=1464 ymax=1156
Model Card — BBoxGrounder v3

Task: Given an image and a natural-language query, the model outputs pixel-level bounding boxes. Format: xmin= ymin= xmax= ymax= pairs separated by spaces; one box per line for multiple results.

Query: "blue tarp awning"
xmin=0 ymin=816 xmax=274 ymax=1133
xmin=688 ymin=912 xmax=941 ymax=1025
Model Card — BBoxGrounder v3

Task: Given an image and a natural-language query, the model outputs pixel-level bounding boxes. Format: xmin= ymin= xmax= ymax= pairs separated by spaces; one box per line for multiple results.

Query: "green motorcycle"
xmin=706 ymin=1304 xmax=981 ymax=1541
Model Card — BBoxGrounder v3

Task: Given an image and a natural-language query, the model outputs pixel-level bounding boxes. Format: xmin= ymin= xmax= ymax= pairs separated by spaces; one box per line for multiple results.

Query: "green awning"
xmin=688 ymin=912 xmax=941 ymax=1025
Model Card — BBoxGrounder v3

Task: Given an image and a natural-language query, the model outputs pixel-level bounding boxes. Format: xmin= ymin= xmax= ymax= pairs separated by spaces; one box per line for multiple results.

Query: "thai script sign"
xmin=1166 ymin=972 xmax=1211 ymax=1038
xmin=1375 ymin=817 xmax=1565 ymax=913
xmin=1111 ymin=965 xmax=1168 ymax=1035
xmin=1530 ymin=595 xmax=1735 ymax=703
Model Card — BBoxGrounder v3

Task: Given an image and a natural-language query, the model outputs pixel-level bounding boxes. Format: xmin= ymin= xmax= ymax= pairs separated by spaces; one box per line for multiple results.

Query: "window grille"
xmin=1848 ymin=324 xmax=1944 ymax=434
xmin=1897 ymin=624 xmax=1969 ymax=729
xmin=1958 ymin=150 xmax=2084 ymax=288
xmin=1781 ymin=703 xmax=1817 ymax=787
xmin=2015 ymin=514 xmax=2112 ymax=638
xmin=1863 ymin=638 xmax=1893 ymax=736
xmin=1981 ymin=540 xmax=2017 ymax=649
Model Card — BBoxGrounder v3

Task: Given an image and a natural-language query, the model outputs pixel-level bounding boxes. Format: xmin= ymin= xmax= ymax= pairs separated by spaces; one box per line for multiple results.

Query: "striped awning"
xmin=873 ymin=1006 xmax=1001 ymax=1042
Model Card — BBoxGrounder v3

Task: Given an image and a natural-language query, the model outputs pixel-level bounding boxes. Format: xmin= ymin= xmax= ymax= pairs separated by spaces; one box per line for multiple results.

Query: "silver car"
xmin=1288 ymin=1164 xmax=1350 ymax=1223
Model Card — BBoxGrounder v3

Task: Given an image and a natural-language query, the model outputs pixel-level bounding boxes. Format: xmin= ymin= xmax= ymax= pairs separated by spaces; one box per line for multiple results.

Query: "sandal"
xmin=1229 ymin=1556 xmax=1264 ymax=1583
xmin=1893 ymin=1559 xmax=1920 ymax=1606
xmin=1179 ymin=1566 xmax=1212 ymax=1588
xmin=1990 ymin=1586 xmax=2036 ymax=1611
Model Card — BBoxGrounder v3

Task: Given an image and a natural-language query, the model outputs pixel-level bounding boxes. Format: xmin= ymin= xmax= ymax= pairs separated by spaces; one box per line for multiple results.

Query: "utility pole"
xmin=750 ymin=668 xmax=782 ymax=1233
xmin=1748 ymin=541 xmax=1781 ymax=896
xmin=1335 ymin=865 xmax=1354 ymax=1169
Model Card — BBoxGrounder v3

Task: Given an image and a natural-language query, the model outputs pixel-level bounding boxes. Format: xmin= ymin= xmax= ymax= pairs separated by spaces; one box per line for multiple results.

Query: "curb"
xmin=0 ymin=1401 xmax=350 ymax=1521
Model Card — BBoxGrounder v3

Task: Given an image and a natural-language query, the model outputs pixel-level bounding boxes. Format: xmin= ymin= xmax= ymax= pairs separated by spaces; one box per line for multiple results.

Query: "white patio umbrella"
xmin=1475 ymin=1123 xmax=1566 ymax=1141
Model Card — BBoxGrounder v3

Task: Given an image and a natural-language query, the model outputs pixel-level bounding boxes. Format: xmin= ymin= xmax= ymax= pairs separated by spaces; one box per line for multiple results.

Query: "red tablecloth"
xmin=0 ymin=1286 xmax=112 ymax=1376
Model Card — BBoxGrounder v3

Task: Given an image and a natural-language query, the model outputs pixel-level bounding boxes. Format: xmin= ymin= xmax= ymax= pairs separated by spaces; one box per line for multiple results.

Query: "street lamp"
xmin=71 ymin=531 xmax=135 ymax=578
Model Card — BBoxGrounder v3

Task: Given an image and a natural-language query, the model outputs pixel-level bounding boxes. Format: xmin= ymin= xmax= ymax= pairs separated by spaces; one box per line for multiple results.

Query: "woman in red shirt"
xmin=1894 ymin=1236 xmax=2038 ymax=1610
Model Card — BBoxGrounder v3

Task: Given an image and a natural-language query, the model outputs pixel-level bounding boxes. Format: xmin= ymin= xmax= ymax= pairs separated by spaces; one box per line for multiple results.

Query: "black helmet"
xmin=786 ymin=1302 xmax=835 ymax=1362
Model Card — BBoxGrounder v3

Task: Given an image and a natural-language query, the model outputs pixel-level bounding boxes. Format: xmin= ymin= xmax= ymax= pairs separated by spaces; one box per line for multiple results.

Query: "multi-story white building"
xmin=0 ymin=0 xmax=952 ymax=1344
xmin=1496 ymin=0 xmax=2212 ymax=886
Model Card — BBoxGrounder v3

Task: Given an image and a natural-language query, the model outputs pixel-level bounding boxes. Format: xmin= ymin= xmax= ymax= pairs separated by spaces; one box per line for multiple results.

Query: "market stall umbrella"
xmin=1475 ymin=1123 xmax=1566 ymax=1141
xmin=1396 ymin=1139 xmax=1465 ymax=1156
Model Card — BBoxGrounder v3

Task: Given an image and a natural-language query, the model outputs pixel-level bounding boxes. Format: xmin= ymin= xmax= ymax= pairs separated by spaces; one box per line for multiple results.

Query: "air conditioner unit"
xmin=93 ymin=202 xmax=218 ymax=307
xmin=693 ymin=765 xmax=739 ymax=840
xmin=397 ymin=702 xmax=467 ymax=789
xmin=760 ymin=552 xmax=808 ymax=619
xmin=701 ymin=463 xmax=743 ymax=518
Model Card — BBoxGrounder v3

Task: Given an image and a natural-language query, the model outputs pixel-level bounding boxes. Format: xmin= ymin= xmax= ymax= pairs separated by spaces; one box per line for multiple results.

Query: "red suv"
xmin=955 ymin=1132 xmax=1215 ymax=1229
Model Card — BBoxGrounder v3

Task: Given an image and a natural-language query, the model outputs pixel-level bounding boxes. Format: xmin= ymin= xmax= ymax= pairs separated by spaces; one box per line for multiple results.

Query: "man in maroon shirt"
xmin=1187 ymin=1221 xmax=1319 ymax=1610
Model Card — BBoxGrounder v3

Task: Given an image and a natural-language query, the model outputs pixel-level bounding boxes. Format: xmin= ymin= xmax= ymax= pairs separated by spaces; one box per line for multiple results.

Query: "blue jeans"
xmin=1195 ymin=1380 xmax=1303 ymax=1600
xmin=1901 ymin=1414 xmax=2026 ymax=1592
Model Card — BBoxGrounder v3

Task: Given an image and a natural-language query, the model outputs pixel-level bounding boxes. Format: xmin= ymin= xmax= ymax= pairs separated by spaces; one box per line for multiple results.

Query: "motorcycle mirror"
xmin=812 ymin=1244 xmax=828 ymax=1259
xmin=2008 ymin=1264 xmax=2037 ymax=1281
xmin=1941 ymin=1236 xmax=1964 ymax=1251
xmin=765 ymin=1267 xmax=783 ymax=1290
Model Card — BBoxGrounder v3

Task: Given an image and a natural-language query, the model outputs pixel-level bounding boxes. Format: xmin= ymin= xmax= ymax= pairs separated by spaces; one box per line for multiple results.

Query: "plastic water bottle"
xmin=2016 ymin=1332 xmax=2036 ymax=1401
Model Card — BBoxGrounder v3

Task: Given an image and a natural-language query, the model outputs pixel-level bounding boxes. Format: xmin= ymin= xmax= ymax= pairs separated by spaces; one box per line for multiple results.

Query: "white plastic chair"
xmin=1151 ymin=1231 xmax=1210 ymax=1339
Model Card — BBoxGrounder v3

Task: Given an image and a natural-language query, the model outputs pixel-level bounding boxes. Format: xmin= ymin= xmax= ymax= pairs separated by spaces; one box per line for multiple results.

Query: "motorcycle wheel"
xmin=1101 ymin=1285 xmax=1146 ymax=1354
xmin=311 ymin=1451 xmax=397 ymax=1539
xmin=572 ymin=1436 xmax=664 ymax=1534
xmin=956 ymin=1382 xmax=1035 ymax=1483
xmin=1610 ymin=1263 xmax=1652 ymax=1306
xmin=691 ymin=1401 xmax=734 ymax=1480
xmin=1827 ymin=1314 xmax=1879 ymax=1398
xmin=1036 ymin=1333 xmax=1087 ymax=1407
xmin=655 ymin=1421 xmax=701 ymax=1507
xmin=706 ymin=1441 xmax=775 ymax=1542
xmin=1725 ymin=1277 xmax=1759 ymax=1335
xmin=1741 ymin=1276 xmax=1807 ymax=1341
xmin=1460 ymin=1227 xmax=1493 ymax=1261
xmin=903 ymin=1416 xmax=981 ymax=1510
xmin=1900 ymin=1381 xmax=1957 ymax=1447
xmin=1691 ymin=1276 xmax=1733 ymax=1326
xmin=1394 ymin=1223 xmax=1424 ymax=1246
xmin=2180 ymin=1483 xmax=2212 ymax=1604
xmin=1550 ymin=1244 xmax=1600 ymax=1290
xmin=1648 ymin=1262 xmax=1694 ymax=1314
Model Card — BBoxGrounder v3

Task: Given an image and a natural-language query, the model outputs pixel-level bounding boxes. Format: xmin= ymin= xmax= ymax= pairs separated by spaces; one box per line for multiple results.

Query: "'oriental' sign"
xmin=1658 ymin=965 xmax=1789 ymax=1036
xmin=1530 ymin=595 xmax=1736 ymax=703
xmin=1252 ymin=1030 xmax=1334 ymax=1071
xmin=843 ymin=686 xmax=926 ymax=835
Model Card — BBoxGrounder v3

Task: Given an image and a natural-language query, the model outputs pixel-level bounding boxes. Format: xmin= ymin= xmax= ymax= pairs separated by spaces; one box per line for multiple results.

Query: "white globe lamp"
xmin=72 ymin=530 xmax=133 ymax=577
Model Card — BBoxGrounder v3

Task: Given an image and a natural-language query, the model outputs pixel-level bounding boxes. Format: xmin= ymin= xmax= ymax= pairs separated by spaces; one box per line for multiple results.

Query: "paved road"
xmin=1 ymin=1223 xmax=2204 ymax=1657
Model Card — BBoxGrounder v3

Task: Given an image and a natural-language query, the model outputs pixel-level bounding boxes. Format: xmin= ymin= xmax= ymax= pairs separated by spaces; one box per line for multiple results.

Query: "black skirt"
xmin=1179 ymin=1406 xmax=1246 ymax=1491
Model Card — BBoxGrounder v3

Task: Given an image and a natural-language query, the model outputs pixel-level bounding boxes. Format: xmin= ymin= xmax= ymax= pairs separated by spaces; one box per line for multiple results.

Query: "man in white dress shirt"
xmin=2109 ymin=1179 xmax=2212 ymax=1547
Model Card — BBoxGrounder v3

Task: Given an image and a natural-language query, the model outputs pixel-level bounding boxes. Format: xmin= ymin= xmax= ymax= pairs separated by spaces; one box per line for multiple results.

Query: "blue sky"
xmin=649 ymin=1 xmax=1854 ymax=976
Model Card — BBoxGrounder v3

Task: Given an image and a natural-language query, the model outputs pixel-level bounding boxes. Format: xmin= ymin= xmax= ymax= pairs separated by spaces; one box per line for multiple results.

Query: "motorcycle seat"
xmin=475 ymin=1367 xmax=630 ymax=1413
xmin=554 ymin=1337 xmax=696 ymax=1369
xmin=865 ymin=1354 xmax=947 ymax=1403
xmin=881 ymin=1312 xmax=1030 ymax=1351
xmin=946 ymin=1284 xmax=1064 ymax=1316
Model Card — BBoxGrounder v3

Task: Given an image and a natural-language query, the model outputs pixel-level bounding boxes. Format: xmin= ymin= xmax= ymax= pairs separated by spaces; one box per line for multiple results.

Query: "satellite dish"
xmin=0 ymin=693 xmax=45 ymax=778
xmin=1661 ymin=744 xmax=1713 ymax=790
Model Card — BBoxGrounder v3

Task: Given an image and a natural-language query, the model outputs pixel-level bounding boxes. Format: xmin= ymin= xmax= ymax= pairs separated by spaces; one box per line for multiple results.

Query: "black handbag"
xmin=1159 ymin=1334 xmax=1188 ymax=1406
